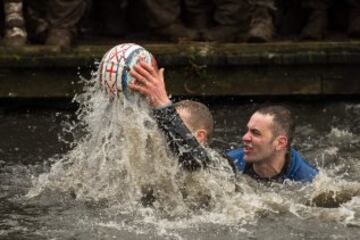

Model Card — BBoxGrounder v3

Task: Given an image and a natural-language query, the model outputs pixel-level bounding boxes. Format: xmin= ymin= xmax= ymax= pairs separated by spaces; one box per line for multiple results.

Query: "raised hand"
xmin=129 ymin=61 xmax=171 ymax=108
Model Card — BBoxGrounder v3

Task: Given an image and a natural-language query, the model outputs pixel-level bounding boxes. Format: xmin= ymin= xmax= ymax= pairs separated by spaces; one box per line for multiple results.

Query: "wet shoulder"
xmin=286 ymin=149 xmax=319 ymax=183
xmin=224 ymin=148 xmax=246 ymax=172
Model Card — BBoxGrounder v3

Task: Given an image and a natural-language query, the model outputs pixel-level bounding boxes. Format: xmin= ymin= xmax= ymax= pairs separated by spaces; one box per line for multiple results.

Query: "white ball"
xmin=98 ymin=43 xmax=154 ymax=98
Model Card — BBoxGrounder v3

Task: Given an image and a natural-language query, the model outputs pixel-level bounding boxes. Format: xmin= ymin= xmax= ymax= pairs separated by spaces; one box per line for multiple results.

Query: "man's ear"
xmin=195 ymin=129 xmax=208 ymax=145
xmin=275 ymin=135 xmax=288 ymax=151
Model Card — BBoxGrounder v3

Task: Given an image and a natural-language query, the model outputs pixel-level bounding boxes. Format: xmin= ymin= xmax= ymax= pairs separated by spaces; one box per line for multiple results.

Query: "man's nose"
xmin=242 ymin=131 xmax=251 ymax=142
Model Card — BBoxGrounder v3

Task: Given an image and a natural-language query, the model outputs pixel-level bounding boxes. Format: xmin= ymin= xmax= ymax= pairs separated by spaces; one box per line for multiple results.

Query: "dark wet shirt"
xmin=242 ymin=157 xmax=290 ymax=183
xmin=225 ymin=148 xmax=319 ymax=183
xmin=153 ymin=104 xmax=209 ymax=171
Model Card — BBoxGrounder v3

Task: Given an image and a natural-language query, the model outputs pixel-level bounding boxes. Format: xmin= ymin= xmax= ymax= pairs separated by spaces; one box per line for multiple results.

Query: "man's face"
xmin=242 ymin=112 xmax=277 ymax=163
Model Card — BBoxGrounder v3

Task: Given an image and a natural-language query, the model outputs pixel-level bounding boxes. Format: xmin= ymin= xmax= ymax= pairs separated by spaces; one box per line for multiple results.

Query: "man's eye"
xmin=251 ymin=130 xmax=260 ymax=136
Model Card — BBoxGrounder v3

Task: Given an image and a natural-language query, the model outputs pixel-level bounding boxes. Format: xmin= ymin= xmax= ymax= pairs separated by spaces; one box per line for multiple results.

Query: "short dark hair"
xmin=174 ymin=100 xmax=214 ymax=141
xmin=255 ymin=105 xmax=295 ymax=149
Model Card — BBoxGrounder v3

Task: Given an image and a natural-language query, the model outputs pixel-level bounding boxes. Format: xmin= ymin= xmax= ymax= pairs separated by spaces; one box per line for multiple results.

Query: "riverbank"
xmin=0 ymin=41 xmax=359 ymax=98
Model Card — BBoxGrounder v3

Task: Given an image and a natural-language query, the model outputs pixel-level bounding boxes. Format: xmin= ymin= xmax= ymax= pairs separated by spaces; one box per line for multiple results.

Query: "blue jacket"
xmin=225 ymin=148 xmax=318 ymax=183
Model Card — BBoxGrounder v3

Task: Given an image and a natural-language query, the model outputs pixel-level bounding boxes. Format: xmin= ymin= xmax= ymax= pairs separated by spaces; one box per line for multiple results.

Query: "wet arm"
xmin=153 ymin=104 xmax=210 ymax=171
xmin=128 ymin=61 xmax=209 ymax=170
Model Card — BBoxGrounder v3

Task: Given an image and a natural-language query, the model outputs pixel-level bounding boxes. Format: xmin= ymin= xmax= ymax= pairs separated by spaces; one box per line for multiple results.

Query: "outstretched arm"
xmin=152 ymin=104 xmax=209 ymax=170
xmin=129 ymin=61 xmax=209 ymax=170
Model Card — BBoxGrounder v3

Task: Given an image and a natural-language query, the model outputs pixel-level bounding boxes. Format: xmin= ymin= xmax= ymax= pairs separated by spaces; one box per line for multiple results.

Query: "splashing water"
xmin=24 ymin=73 xmax=252 ymax=236
xmin=27 ymin=75 xmax=185 ymax=212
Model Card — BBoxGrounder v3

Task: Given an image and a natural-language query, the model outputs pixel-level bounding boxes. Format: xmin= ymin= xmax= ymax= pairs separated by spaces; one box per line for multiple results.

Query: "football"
xmin=98 ymin=43 xmax=154 ymax=98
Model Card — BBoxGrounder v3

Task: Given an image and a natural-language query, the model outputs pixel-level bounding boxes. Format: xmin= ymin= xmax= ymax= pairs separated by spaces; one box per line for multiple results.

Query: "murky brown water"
xmin=1 ymin=98 xmax=360 ymax=240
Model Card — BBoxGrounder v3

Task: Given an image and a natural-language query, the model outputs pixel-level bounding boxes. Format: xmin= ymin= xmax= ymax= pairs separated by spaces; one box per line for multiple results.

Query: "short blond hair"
xmin=174 ymin=100 xmax=214 ymax=142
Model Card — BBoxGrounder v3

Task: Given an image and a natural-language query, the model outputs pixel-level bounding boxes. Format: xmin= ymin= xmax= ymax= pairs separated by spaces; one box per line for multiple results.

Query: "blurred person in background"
xmin=199 ymin=0 xmax=244 ymax=42
xmin=245 ymin=0 xmax=277 ymax=42
xmin=347 ymin=0 xmax=360 ymax=38
xmin=89 ymin=0 xmax=128 ymax=38
xmin=45 ymin=0 xmax=90 ymax=49
xmin=301 ymin=0 xmax=360 ymax=40
xmin=23 ymin=0 xmax=90 ymax=49
xmin=2 ymin=0 xmax=27 ymax=47
xmin=139 ymin=0 xmax=201 ymax=41
xmin=139 ymin=0 xmax=246 ymax=42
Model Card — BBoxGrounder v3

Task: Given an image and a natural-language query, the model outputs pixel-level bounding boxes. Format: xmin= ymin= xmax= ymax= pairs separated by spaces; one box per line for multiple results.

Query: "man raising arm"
xmin=129 ymin=61 xmax=210 ymax=171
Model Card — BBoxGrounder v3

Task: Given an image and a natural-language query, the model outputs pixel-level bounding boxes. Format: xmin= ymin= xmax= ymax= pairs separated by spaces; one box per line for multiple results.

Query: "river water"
xmin=1 ymin=79 xmax=360 ymax=239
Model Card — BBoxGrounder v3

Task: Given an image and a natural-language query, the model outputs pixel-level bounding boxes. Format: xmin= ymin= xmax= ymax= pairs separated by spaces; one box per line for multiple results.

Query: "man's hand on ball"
xmin=129 ymin=61 xmax=171 ymax=108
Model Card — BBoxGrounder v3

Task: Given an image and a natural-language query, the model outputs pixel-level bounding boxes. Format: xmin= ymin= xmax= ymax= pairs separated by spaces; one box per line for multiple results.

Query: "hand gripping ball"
xmin=98 ymin=43 xmax=155 ymax=98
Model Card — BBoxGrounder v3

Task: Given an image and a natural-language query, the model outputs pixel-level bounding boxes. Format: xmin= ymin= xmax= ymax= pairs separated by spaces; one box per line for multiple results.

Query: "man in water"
xmin=129 ymin=61 xmax=318 ymax=183
xmin=225 ymin=105 xmax=318 ymax=182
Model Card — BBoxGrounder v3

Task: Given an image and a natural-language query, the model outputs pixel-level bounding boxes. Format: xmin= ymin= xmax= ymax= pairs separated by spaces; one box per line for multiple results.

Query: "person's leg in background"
xmin=348 ymin=0 xmax=360 ymax=38
xmin=46 ymin=0 xmax=90 ymax=49
xmin=246 ymin=0 xmax=276 ymax=42
xmin=301 ymin=0 xmax=332 ymax=40
xmin=3 ymin=0 xmax=27 ymax=47
xmin=202 ymin=0 xmax=242 ymax=42
xmin=140 ymin=0 xmax=199 ymax=41
xmin=184 ymin=0 xmax=213 ymax=31
xmin=98 ymin=0 xmax=128 ymax=37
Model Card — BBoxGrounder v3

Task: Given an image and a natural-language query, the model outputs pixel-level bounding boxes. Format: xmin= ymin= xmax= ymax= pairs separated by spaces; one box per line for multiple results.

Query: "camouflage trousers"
xmin=247 ymin=0 xmax=276 ymax=10
xmin=302 ymin=0 xmax=360 ymax=9
xmin=25 ymin=0 xmax=90 ymax=34
xmin=140 ymin=0 xmax=242 ymax=29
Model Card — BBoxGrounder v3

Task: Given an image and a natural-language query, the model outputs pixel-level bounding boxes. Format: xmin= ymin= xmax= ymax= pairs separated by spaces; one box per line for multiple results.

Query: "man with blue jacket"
xmin=129 ymin=60 xmax=318 ymax=183
xmin=225 ymin=105 xmax=318 ymax=183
